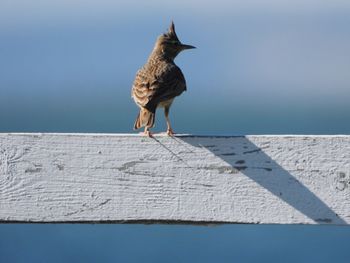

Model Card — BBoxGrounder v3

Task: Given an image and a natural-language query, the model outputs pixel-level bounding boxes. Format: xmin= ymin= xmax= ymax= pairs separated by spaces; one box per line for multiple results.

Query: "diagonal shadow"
xmin=171 ymin=135 xmax=346 ymax=225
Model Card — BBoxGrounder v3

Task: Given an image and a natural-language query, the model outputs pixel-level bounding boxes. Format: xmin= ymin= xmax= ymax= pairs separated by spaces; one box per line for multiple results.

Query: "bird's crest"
xmin=163 ymin=21 xmax=179 ymax=42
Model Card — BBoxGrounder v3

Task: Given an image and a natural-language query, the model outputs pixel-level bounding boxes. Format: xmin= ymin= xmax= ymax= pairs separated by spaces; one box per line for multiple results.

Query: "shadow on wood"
xmin=168 ymin=136 xmax=346 ymax=224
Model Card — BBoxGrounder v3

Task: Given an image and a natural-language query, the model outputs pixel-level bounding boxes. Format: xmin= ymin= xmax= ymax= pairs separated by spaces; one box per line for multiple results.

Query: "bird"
xmin=131 ymin=21 xmax=195 ymax=137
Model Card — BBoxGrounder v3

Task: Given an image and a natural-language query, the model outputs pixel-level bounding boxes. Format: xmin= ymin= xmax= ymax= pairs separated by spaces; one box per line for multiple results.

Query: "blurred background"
xmin=0 ymin=0 xmax=350 ymax=262
xmin=1 ymin=0 xmax=349 ymax=134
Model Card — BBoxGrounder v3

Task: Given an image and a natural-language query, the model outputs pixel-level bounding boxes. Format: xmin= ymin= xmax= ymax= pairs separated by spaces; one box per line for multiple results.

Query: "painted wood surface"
xmin=0 ymin=133 xmax=349 ymax=224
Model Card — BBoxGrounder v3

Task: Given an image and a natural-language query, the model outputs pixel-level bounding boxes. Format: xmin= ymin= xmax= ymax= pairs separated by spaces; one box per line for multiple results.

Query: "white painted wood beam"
xmin=0 ymin=133 xmax=349 ymax=225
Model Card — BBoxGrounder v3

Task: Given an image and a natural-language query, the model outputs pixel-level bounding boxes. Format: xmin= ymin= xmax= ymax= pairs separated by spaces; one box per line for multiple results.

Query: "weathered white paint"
xmin=0 ymin=133 xmax=349 ymax=225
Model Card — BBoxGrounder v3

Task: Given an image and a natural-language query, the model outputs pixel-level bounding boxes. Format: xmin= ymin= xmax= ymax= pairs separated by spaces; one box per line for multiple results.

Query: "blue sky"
xmin=1 ymin=0 xmax=350 ymax=134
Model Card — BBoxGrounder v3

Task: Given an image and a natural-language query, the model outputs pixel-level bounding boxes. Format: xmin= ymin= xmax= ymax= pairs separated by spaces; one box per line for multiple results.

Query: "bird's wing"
xmin=131 ymin=68 xmax=152 ymax=108
xmin=132 ymin=65 xmax=186 ymax=112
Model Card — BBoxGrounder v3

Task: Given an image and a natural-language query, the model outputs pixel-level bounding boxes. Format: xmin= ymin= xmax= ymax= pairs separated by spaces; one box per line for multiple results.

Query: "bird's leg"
xmin=164 ymin=106 xmax=174 ymax=136
xmin=143 ymin=126 xmax=153 ymax=137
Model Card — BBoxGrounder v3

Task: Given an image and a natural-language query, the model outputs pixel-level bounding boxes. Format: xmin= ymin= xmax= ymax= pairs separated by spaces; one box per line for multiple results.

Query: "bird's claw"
xmin=143 ymin=130 xmax=153 ymax=137
xmin=166 ymin=129 xmax=175 ymax=137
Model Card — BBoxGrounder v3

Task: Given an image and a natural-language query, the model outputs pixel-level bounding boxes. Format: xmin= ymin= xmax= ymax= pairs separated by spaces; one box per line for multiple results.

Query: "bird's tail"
xmin=134 ymin=108 xmax=155 ymax=130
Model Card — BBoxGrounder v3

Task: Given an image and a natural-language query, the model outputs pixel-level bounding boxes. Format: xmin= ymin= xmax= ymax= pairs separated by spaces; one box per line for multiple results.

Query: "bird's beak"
xmin=180 ymin=44 xmax=196 ymax=50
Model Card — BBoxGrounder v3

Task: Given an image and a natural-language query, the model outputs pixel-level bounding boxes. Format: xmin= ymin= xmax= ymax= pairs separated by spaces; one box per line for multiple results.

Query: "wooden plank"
xmin=0 ymin=133 xmax=349 ymax=224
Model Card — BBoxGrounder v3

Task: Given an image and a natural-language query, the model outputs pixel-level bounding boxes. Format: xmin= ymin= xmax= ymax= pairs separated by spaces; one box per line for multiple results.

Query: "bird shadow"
xmin=161 ymin=135 xmax=346 ymax=225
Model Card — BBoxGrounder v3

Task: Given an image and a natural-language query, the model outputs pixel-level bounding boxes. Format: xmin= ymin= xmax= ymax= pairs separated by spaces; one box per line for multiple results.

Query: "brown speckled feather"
xmin=132 ymin=59 xmax=186 ymax=112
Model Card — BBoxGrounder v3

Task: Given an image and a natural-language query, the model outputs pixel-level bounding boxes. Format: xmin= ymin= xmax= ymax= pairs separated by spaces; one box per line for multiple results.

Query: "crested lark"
xmin=131 ymin=21 xmax=195 ymax=137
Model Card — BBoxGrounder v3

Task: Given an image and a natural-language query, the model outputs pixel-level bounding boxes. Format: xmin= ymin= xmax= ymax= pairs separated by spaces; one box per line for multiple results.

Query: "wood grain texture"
xmin=0 ymin=133 xmax=349 ymax=225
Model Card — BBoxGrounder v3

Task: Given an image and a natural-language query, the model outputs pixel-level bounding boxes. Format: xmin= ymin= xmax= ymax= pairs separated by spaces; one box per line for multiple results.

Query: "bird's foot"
xmin=166 ymin=128 xmax=175 ymax=137
xmin=143 ymin=130 xmax=153 ymax=138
